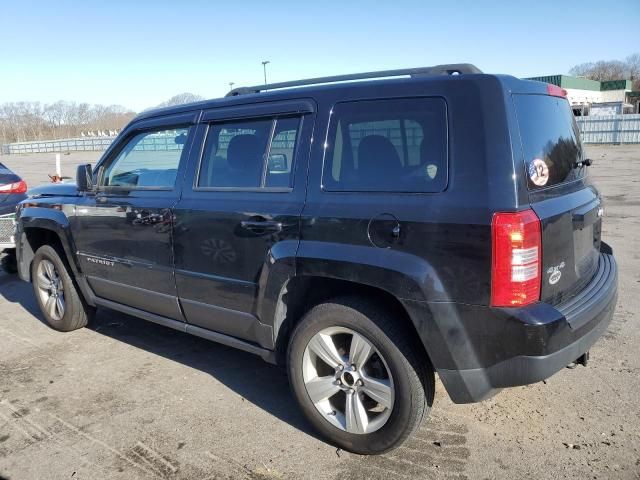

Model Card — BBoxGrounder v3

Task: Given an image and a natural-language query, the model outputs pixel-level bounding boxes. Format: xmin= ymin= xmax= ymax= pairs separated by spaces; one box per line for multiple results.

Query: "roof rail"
xmin=226 ymin=63 xmax=482 ymax=97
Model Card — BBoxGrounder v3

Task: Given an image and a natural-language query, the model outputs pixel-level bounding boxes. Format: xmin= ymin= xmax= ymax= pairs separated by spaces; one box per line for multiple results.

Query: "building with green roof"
xmin=525 ymin=75 xmax=639 ymax=114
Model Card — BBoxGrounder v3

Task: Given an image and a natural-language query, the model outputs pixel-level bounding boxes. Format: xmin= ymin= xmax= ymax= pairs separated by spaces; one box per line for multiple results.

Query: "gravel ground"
xmin=0 ymin=145 xmax=638 ymax=480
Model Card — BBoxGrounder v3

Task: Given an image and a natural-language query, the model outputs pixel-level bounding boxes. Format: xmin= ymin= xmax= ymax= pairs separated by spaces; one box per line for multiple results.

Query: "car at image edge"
xmin=0 ymin=162 xmax=28 ymax=271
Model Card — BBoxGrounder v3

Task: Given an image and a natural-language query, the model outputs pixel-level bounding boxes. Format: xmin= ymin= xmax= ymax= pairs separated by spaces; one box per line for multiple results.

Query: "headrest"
xmin=227 ymin=134 xmax=263 ymax=170
xmin=357 ymin=135 xmax=402 ymax=177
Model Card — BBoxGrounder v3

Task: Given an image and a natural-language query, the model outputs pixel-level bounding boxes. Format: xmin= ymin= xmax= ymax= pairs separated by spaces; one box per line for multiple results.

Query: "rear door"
xmin=173 ymin=100 xmax=315 ymax=344
xmin=513 ymin=93 xmax=601 ymax=306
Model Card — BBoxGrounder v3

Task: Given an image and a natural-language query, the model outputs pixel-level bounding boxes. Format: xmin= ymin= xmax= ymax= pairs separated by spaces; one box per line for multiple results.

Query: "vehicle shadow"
xmin=0 ymin=272 xmax=324 ymax=443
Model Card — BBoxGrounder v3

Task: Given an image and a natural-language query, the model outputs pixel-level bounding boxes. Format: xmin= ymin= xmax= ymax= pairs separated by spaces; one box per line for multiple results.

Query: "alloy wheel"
xmin=302 ymin=327 xmax=395 ymax=434
xmin=35 ymin=259 xmax=65 ymax=321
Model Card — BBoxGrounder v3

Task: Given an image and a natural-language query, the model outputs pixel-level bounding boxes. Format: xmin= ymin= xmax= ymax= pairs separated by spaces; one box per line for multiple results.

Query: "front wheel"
xmin=287 ymin=297 xmax=434 ymax=454
xmin=31 ymin=244 xmax=94 ymax=332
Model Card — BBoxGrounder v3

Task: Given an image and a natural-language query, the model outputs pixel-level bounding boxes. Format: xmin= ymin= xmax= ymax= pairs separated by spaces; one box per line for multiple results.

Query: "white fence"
xmin=1 ymin=137 xmax=114 ymax=155
xmin=2 ymin=114 xmax=640 ymax=154
xmin=575 ymin=114 xmax=640 ymax=144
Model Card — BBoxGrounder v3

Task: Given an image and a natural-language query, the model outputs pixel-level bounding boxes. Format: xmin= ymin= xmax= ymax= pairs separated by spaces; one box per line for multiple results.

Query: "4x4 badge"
xmin=547 ymin=262 xmax=565 ymax=285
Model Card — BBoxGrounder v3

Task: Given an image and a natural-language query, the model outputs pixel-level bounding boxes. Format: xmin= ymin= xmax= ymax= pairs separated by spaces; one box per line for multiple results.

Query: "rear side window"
xmin=198 ymin=117 xmax=301 ymax=189
xmin=323 ymin=98 xmax=447 ymax=192
xmin=514 ymin=94 xmax=585 ymax=189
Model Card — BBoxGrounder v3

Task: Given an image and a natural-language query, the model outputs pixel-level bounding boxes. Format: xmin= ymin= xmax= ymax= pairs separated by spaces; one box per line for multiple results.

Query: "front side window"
xmin=198 ymin=116 xmax=301 ymax=189
xmin=102 ymin=127 xmax=190 ymax=189
xmin=323 ymin=98 xmax=447 ymax=192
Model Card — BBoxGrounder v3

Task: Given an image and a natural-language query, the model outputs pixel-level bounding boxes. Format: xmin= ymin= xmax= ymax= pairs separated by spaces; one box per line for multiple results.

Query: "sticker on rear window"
xmin=528 ymin=158 xmax=549 ymax=187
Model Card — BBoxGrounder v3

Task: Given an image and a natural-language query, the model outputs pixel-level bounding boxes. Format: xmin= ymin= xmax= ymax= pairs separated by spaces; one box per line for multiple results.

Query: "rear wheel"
xmin=31 ymin=245 xmax=94 ymax=331
xmin=288 ymin=297 xmax=434 ymax=454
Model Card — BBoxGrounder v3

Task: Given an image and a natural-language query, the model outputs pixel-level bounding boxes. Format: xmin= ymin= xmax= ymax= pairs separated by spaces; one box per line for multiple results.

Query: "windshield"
xmin=514 ymin=94 xmax=585 ymax=189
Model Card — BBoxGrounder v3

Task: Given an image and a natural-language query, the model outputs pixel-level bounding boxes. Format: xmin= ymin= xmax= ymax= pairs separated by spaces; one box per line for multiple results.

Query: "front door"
xmin=173 ymin=100 xmax=315 ymax=345
xmin=73 ymin=115 xmax=197 ymax=320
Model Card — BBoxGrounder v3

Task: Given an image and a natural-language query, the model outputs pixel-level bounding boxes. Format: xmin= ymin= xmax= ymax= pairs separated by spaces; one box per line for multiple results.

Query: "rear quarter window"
xmin=322 ymin=97 xmax=447 ymax=193
xmin=514 ymin=94 xmax=585 ymax=190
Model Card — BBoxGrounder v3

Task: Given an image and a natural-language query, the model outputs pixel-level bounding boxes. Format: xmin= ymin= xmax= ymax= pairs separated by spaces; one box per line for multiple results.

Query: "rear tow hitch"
xmin=567 ymin=351 xmax=590 ymax=369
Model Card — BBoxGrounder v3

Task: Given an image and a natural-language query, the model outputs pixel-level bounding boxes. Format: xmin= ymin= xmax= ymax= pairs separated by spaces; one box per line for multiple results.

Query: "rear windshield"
xmin=514 ymin=94 xmax=585 ymax=189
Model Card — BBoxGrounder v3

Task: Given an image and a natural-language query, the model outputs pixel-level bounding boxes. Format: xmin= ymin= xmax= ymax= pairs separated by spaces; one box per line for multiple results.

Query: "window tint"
xmin=514 ymin=94 xmax=585 ymax=189
xmin=102 ymin=128 xmax=189 ymax=189
xmin=198 ymin=117 xmax=300 ymax=189
xmin=323 ymin=98 xmax=447 ymax=192
xmin=266 ymin=117 xmax=300 ymax=188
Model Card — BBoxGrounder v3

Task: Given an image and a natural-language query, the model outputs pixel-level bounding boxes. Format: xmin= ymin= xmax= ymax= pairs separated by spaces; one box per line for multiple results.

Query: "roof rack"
xmin=226 ymin=63 xmax=482 ymax=97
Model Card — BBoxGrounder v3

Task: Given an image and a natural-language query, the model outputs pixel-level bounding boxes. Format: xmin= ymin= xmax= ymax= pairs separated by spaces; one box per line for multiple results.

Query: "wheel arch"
xmin=272 ymin=275 xmax=435 ymax=369
xmin=17 ymin=208 xmax=80 ymax=282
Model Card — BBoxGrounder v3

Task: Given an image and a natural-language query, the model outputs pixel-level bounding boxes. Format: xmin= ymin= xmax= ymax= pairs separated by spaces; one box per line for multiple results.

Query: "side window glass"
xmin=198 ymin=116 xmax=301 ymax=189
xmin=102 ymin=128 xmax=189 ymax=189
xmin=198 ymin=119 xmax=271 ymax=188
xmin=405 ymin=119 xmax=424 ymax=166
xmin=347 ymin=119 xmax=402 ymax=170
xmin=265 ymin=117 xmax=300 ymax=188
xmin=324 ymin=98 xmax=447 ymax=192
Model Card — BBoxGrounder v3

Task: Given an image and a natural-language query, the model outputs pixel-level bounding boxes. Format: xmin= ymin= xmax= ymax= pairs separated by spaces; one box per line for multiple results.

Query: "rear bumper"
xmin=405 ymin=253 xmax=618 ymax=403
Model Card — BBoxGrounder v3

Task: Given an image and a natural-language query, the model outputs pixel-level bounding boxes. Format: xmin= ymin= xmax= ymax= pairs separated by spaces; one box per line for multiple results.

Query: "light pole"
xmin=228 ymin=82 xmax=234 ymax=91
xmin=261 ymin=60 xmax=270 ymax=85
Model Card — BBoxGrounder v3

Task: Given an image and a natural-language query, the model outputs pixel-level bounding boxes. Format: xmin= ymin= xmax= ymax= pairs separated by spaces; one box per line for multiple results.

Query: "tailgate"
xmin=531 ymin=189 xmax=601 ymax=305
xmin=513 ymin=92 xmax=601 ymax=305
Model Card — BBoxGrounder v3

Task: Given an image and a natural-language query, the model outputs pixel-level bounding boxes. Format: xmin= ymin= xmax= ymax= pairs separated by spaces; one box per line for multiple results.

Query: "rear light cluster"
xmin=491 ymin=209 xmax=542 ymax=307
xmin=0 ymin=180 xmax=27 ymax=194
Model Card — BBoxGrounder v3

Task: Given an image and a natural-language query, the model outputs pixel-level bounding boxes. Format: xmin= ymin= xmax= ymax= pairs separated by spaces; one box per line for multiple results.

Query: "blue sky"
xmin=1 ymin=0 xmax=638 ymax=112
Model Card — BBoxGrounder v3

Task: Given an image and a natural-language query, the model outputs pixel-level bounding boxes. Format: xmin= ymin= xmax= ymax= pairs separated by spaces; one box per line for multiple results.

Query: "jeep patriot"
xmin=16 ymin=64 xmax=618 ymax=454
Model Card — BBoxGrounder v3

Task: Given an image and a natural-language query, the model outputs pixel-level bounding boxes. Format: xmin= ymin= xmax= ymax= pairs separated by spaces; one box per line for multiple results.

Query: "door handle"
xmin=240 ymin=219 xmax=284 ymax=232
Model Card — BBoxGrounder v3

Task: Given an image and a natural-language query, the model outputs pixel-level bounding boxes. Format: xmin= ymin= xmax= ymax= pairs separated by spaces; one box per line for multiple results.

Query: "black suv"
xmin=16 ymin=64 xmax=618 ymax=454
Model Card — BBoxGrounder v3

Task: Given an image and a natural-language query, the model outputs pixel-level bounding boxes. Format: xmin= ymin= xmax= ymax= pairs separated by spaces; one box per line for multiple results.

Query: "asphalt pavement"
xmin=0 ymin=145 xmax=638 ymax=479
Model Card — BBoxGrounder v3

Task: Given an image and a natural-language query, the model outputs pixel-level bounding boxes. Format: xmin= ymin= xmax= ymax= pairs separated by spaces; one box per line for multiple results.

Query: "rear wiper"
xmin=574 ymin=158 xmax=593 ymax=169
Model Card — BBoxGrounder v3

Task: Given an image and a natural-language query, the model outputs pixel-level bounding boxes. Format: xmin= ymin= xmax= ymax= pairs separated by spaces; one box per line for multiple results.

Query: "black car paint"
xmin=15 ymin=72 xmax=618 ymax=403
xmin=171 ymin=100 xmax=315 ymax=345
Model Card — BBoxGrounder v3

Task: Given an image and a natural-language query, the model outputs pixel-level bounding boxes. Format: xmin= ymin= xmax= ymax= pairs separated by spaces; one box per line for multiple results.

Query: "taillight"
xmin=546 ymin=84 xmax=567 ymax=98
xmin=491 ymin=209 xmax=542 ymax=307
xmin=0 ymin=180 xmax=27 ymax=194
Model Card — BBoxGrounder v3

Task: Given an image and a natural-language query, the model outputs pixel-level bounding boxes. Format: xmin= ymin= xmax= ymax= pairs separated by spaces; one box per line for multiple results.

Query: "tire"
xmin=1 ymin=249 xmax=17 ymax=274
xmin=287 ymin=296 xmax=434 ymax=454
xmin=31 ymin=244 xmax=94 ymax=332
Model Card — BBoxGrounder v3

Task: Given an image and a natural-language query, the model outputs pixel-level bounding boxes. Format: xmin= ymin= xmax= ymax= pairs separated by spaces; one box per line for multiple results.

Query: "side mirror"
xmin=76 ymin=164 xmax=93 ymax=192
xmin=268 ymin=153 xmax=288 ymax=172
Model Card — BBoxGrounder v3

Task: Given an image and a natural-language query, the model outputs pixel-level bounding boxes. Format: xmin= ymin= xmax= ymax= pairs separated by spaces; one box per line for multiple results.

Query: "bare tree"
xmin=626 ymin=53 xmax=640 ymax=90
xmin=156 ymin=93 xmax=204 ymax=108
xmin=569 ymin=53 xmax=640 ymax=90
xmin=0 ymin=101 xmax=136 ymax=145
xmin=0 ymin=92 xmax=211 ymax=146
